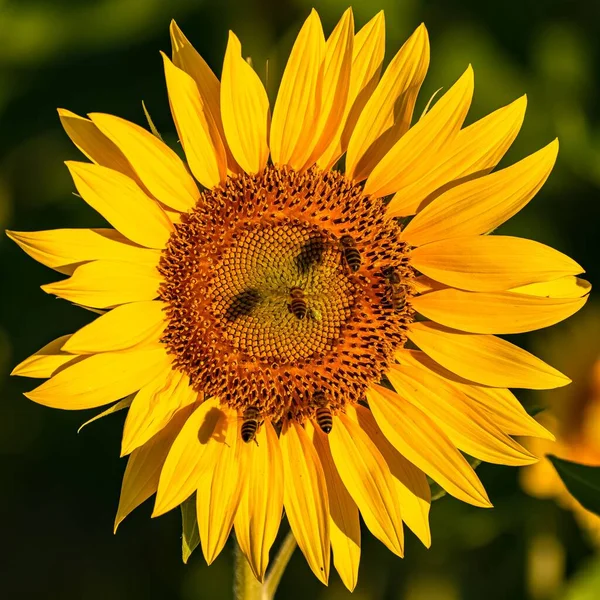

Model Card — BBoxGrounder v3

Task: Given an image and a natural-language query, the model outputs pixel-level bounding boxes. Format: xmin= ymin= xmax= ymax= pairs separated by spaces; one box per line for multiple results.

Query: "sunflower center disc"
xmin=211 ymin=223 xmax=353 ymax=362
xmin=159 ymin=166 xmax=413 ymax=423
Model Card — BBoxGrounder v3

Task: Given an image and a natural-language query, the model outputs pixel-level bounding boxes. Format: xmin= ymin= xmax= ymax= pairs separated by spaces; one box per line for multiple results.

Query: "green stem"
xmin=263 ymin=531 xmax=297 ymax=599
xmin=233 ymin=531 xmax=297 ymax=600
xmin=233 ymin=539 xmax=264 ymax=600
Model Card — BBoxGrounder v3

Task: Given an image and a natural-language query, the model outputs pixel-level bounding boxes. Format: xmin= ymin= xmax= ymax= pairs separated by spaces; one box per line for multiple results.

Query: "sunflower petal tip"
xmin=204 ymin=554 xmax=215 ymax=566
xmin=10 ymin=363 xmax=24 ymax=377
xmin=113 ymin=517 xmax=123 ymax=534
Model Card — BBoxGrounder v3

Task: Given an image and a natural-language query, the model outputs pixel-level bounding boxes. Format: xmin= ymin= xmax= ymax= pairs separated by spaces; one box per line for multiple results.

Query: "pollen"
xmin=159 ymin=166 xmax=414 ymax=423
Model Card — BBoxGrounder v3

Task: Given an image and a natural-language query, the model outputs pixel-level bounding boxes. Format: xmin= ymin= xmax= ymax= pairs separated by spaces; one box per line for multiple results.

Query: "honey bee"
xmin=339 ymin=235 xmax=362 ymax=272
xmin=313 ymin=391 xmax=333 ymax=434
xmin=383 ymin=266 xmax=406 ymax=311
xmin=241 ymin=406 xmax=261 ymax=443
xmin=288 ymin=287 xmax=308 ymax=320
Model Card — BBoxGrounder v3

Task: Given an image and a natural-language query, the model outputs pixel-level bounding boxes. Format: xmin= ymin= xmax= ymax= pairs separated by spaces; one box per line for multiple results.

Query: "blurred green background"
xmin=1 ymin=0 xmax=599 ymax=598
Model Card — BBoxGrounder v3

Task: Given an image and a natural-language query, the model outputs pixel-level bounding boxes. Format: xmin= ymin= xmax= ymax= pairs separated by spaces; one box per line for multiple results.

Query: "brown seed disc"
xmin=159 ymin=166 xmax=414 ymax=423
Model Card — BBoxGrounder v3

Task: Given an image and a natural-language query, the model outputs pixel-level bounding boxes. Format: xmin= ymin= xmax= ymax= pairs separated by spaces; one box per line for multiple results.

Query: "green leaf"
xmin=77 ymin=395 xmax=133 ymax=433
xmin=548 ymin=455 xmax=600 ymax=516
xmin=142 ymin=101 xmax=163 ymax=141
xmin=181 ymin=493 xmax=200 ymax=564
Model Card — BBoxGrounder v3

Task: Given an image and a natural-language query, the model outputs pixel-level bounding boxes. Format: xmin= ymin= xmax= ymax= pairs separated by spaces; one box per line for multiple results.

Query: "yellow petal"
xmin=396 ymin=349 xmax=555 ymax=440
xmin=367 ymin=385 xmax=491 ymax=507
xmin=66 ymin=161 xmax=173 ymax=249
xmin=387 ymin=365 xmax=537 ymax=466
xmin=317 ymin=11 xmax=385 ymax=171
xmin=411 ymin=288 xmax=588 ymax=334
xmin=63 ymin=301 xmax=167 ymax=354
xmin=363 ymin=65 xmax=473 ymax=198
xmin=328 ymin=412 xmax=404 ymax=556
xmin=90 ymin=112 xmax=199 ymax=211
xmin=122 ymin=369 xmax=198 ymax=455
xmin=58 ymin=109 xmax=138 ymax=179
xmin=234 ymin=420 xmax=284 ymax=582
xmin=163 ymin=52 xmax=228 ymax=188
xmin=388 ymin=95 xmax=527 ymax=216
xmin=41 ymin=260 xmax=161 ymax=309
xmin=453 ymin=96 xmax=525 ymax=171
xmin=462 ymin=386 xmax=554 ymax=441
xmin=350 ymin=405 xmax=431 ymax=548
xmin=115 ymin=406 xmax=194 ymax=531
xmin=164 ymin=206 xmax=183 ymax=225
xmin=170 ymin=20 xmax=241 ymax=176
xmin=269 ymin=10 xmax=325 ymax=169
xmin=302 ymin=8 xmax=354 ymax=169
xmin=170 ymin=21 xmax=220 ymax=126
xmin=6 ymin=228 xmax=159 ymax=276
xmin=280 ymin=421 xmax=330 ymax=584
xmin=153 ymin=398 xmax=226 ymax=516
xmin=410 ymin=235 xmax=584 ymax=292
xmin=220 ymin=32 xmax=270 ymax=174
xmin=401 ymin=140 xmax=559 ymax=244
xmin=197 ymin=410 xmax=244 ymax=564
xmin=25 ymin=346 xmax=171 ymax=410
xmin=511 ymin=276 xmax=591 ymax=298
xmin=346 ymin=24 xmax=430 ymax=182
xmin=308 ymin=421 xmax=360 ymax=592
xmin=11 ymin=335 xmax=79 ymax=378
xmin=410 ymin=275 xmax=445 ymax=295
xmin=406 ymin=321 xmax=570 ymax=389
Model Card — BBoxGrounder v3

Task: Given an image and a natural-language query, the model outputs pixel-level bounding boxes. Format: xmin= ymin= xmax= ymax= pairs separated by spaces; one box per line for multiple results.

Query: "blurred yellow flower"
xmin=522 ymin=311 xmax=600 ymax=543
xmin=8 ymin=8 xmax=590 ymax=590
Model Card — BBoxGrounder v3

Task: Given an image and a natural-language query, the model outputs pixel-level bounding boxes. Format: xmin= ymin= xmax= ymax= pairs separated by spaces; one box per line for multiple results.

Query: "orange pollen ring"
xmin=158 ymin=166 xmax=414 ymax=424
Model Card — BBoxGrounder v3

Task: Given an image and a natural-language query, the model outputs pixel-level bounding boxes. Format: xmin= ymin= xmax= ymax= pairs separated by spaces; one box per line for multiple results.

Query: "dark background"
xmin=1 ymin=0 xmax=599 ymax=598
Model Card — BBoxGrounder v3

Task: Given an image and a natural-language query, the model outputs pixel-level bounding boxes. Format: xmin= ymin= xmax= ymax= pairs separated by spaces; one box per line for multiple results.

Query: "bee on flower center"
xmin=288 ymin=286 xmax=308 ymax=320
xmin=339 ymin=234 xmax=362 ymax=273
xmin=241 ymin=406 xmax=262 ymax=443
xmin=383 ymin=266 xmax=406 ymax=311
xmin=313 ymin=390 xmax=333 ymax=434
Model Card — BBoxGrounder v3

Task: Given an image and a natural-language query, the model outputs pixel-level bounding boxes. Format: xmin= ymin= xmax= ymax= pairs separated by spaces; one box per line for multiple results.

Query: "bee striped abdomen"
xmin=315 ymin=406 xmax=333 ymax=433
xmin=340 ymin=235 xmax=362 ymax=272
xmin=241 ymin=406 xmax=260 ymax=443
xmin=289 ymin=287 xmax=308 ymax=319
xmin=383 ymin=266 xmax=406 ymax=311
xmin=313 ymin=390 xmax=333 ymax=434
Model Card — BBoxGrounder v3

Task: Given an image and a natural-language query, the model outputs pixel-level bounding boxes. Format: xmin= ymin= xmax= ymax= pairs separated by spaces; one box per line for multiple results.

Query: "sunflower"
xmin=9 ymin=8 xmax=590 ymax=591
xmin=521 ymin=309 xmax=600 ymax=543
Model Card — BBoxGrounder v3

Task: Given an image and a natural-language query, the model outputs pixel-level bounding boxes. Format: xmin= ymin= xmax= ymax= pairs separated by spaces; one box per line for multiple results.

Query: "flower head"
xmin=522 ymin=309 xmax=600 ymax=543
xmin=9 ymin=8 xmax=590 ymax=590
